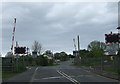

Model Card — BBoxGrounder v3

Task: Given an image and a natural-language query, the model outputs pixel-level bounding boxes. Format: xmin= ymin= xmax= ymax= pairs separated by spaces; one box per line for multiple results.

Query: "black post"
xmin=23 ymin=54 xmax=25 ymax=66
xmin=27 ymin=47 xmax=29 ymax=66
xmin=77 ymin=35 xmax=80 ymax=65
xmin=16 ymin=41 xmax=18 ymax=72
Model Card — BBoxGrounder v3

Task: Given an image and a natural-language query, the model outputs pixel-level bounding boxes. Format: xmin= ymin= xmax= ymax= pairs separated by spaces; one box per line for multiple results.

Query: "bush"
xmin=49 ymin=59 xmax=54 ymax=65
xmin=39 ymin=55 xmax=48 ymax=66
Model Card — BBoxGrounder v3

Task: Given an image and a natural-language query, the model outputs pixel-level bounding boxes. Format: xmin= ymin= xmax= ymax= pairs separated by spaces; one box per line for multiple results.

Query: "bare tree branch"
xmin=32 ymin=40 xmax=43 ymax=55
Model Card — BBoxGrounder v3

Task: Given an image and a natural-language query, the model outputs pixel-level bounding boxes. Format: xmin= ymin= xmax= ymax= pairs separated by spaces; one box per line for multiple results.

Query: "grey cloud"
xmin=2 ymin=2 xmax=118 ymax=56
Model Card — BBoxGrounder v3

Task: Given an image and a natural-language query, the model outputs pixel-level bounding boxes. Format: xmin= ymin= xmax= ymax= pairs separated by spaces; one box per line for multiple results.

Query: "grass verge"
xmin=104 ymin=68 xmax=118 ymax=73
xmin=2 ymin=69 xmax=27 ymax=79
xmin=70 ymin=62 xmax=75 ymax=66
xmin=47 ymin=64 xmax=60 ymax=66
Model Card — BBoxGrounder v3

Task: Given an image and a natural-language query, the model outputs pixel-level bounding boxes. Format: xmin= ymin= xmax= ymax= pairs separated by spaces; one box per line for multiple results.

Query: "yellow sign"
xmin=110 ymin=56 xmax=113 ymax=61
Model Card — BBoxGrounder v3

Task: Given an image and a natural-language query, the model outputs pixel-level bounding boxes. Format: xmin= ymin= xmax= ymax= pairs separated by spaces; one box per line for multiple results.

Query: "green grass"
xmin=2 ymin=70 xmax=27 ymax=79
xmin=2 ymin=65 xmax=27 ymax=79
xmin=47 ymin=64 xmax=60 ymax=66
xmin=81 ymin=62 xmax=101 ymax=67
xmin=2 ymin=72 xmax=19 ymax=78
xmin=70 ymin=62 xmax=76 ymax=66
xmin=104 ymin=68 xmax=118 ymax=73
xmin=81 ymin=63 xmax=93 ymax=66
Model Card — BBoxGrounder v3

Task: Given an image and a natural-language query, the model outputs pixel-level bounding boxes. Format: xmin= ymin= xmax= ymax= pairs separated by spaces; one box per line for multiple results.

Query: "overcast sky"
xmin=2 ymin=2 xmax=118 ymax=56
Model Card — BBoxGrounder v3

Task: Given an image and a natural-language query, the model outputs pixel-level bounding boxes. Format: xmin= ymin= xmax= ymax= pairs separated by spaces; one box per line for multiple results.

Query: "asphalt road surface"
xmin=2 ymin=59 xmax=119 ymax=84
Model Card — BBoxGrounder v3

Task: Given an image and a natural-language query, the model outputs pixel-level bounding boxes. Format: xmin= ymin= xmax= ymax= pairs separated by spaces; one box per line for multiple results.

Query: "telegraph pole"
xmin=78 ymin=35 xmax=80 ymax=52
xmin=77 ymin=35 xmax=80 ymax=65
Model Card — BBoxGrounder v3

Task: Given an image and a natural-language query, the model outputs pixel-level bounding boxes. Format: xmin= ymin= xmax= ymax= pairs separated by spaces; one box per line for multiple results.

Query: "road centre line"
xmin=59 ymin=70 xmax=78 ymax=83
xmin=57 ymin=70 xmax=76 ymax=83
xmin=57 ymin=70 xmax=80 ymax=84
xmin=42 ymin=76 xmax=62 ymax=79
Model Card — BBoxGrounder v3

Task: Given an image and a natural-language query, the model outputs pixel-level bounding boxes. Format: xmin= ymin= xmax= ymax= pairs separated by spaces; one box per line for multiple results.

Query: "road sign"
xmin=32 ymin=51 xmax=37 ymax=59
xmin=73 ymin=51 xmax=79 ymax=56
xmin=14 ymin=47 xmax=26 ymax=54
xmin=110 ymin=56 xmax=114 ymax=61
xmin=105 ymin=33 xmax=120 ymax=44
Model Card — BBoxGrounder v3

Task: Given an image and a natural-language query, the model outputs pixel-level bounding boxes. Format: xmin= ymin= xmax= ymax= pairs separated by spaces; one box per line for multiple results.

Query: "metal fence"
xmin=80 ymin=55 xmax=119 ymax=72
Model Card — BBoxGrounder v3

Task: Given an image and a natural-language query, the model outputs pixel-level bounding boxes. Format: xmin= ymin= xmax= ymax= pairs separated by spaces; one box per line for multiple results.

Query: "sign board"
xmin=14 ymin=47 xmax=26 ymax=54
xmin=32 ymin=51 xmax=37 ymax=59
xmin=105 ymin=33 xmax=120 ymax=44
xmin=32 ymin=51 xmax=37 ymax=54
xmin=73 ymin=51 xmax=79 ymax=56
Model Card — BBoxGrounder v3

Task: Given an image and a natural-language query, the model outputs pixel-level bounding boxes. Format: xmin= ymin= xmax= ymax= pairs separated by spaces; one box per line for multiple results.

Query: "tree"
xmin=39 ymin=55 xmax=48 ymax=66
xmin=60 ymin=52 xmax=69 ymax=61
xmin=44 ymin=50 xmax=52 ymax=55
xmin=32 ymin=41 xmax=42 ymax=55
xmin=43 ymin=50 xmax=53 ymax=57
xmin=54 ymin=53 xmax=61 ymax=59
xmin=87 ymin=40 xmax=106 ymax=58
xmin=79 ymin=49 xmax=89 ymax=58
xmin=88 ymin=40 xmax=106 ymax=51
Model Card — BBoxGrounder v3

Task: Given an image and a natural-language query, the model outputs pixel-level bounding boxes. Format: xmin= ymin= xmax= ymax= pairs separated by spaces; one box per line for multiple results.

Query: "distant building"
xmin=43 ymin=55 xmax=52 ymax=60
xmin=106 ymin=44 xmax=118 ymax=55
xmin=43 ymin=50 xmax=53 ymax=58
xmin=5 ymin=52 xmax=13 ymax=58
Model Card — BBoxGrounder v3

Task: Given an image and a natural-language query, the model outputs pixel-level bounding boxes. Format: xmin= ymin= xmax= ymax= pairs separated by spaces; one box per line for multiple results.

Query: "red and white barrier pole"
xmin=11 ymin=18 xmax=16 ymax=57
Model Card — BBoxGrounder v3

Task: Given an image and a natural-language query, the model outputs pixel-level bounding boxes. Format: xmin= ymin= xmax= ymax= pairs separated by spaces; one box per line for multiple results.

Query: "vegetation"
xmin=87 ymin=40 xmax=106 ymax=58
xmin=32 ymin=40 xmax=42 ymax=55
xmin=79 ymin=41 xmax=106 ymax=67
xmin=104 ymin=68 xmax=118 ymax=73
xmin=54 ymin=52 xmax=69 ymax=61
xmin=2 ymin=72 xmax=22 ymax=78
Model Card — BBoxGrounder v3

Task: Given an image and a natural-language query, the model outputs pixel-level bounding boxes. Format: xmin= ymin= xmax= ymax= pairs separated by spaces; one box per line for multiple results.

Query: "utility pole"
xmin=77 ymin=35 xmax=80 ymax=65
xmin=78 ymin=35 xmax=80 ymax=52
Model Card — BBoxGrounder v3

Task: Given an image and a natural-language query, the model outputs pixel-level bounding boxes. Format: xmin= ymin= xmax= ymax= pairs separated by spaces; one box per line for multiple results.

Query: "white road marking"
xmin=35 ymin=67 xmax=38 ymax=71
xmin=85 ymin=70 xmax=90 ymax=72
xmin=30 ymin=67 xmax=38 ymax=82
xmin=57 ymin=70 xmax=80 ymax=84
xmin=42 ymin=76 xmax=62 ymax=79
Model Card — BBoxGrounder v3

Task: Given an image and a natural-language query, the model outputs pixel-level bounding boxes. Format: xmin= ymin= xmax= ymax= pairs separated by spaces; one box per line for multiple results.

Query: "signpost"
xmin=105 ymin=31 xmax=120 ymax=81
xmin=14 ymin=47 xmax=26 ymax=68
xmin=32 ymin=51 xmax=37 ymax=59
xmin=105 ymin=33 xmax=120 ymax=44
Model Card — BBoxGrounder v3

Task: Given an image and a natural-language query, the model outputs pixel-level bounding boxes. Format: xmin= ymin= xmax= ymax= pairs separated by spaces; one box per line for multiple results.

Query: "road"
xmin=2 ymin=59 xmax=119 ymax=84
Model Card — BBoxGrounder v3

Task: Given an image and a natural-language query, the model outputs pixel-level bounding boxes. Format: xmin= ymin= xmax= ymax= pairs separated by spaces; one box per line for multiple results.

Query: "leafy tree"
xmin=68 ymin=54 xmax=74 ymax=58
xmin=54 ymin=53 xmax=61 ymax=59
xmin=60 ymin=52 xmax=69 ymax=61
xmin=79 ymin=49 xmax=89 ymax=58
xmin=43 ymin=50 xmax=53 ymax=55
xmin=87 ymin=40 xmax=106 ymax=58
xmin=39 ymin=55 xmax=48 ymax=66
